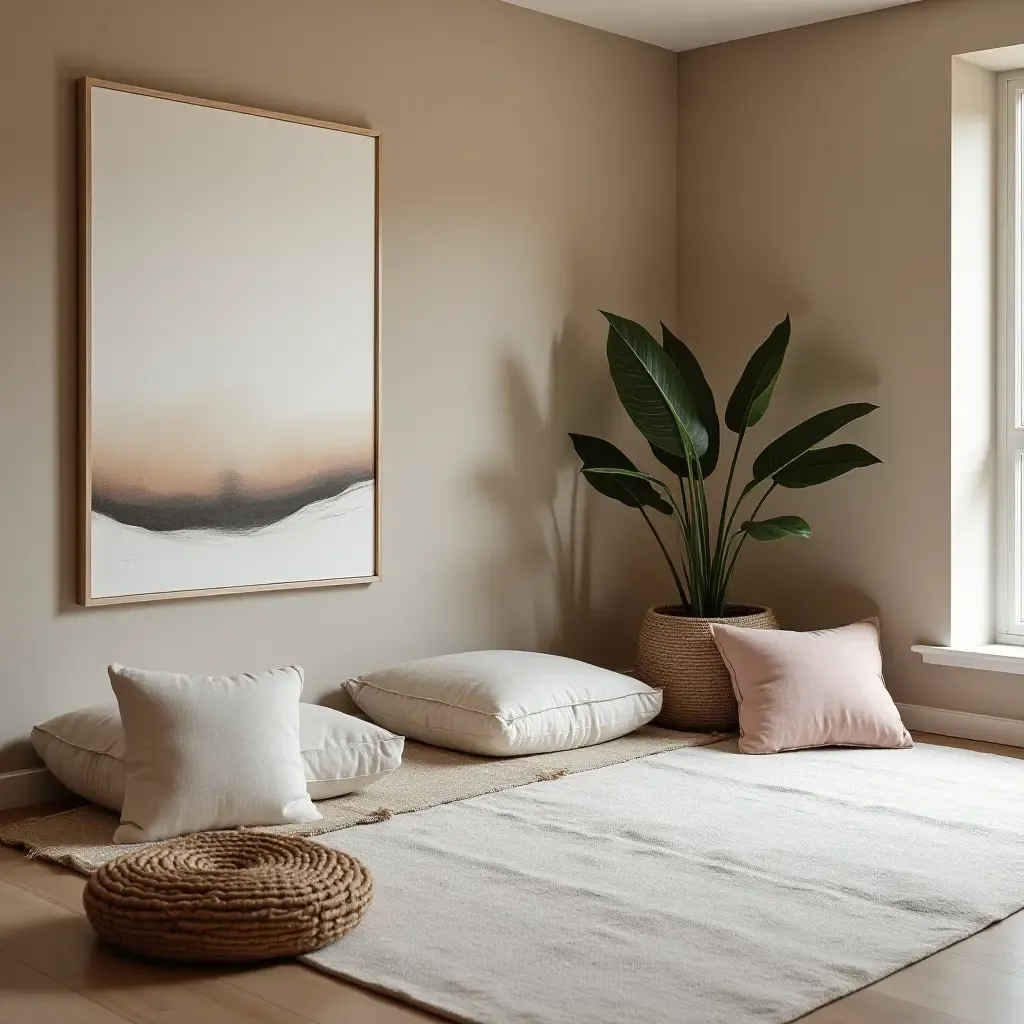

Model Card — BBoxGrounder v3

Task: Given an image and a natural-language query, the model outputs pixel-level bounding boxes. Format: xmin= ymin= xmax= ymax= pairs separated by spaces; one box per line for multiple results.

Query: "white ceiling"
xmin=499 ymin=0 xmax=922 ymax=51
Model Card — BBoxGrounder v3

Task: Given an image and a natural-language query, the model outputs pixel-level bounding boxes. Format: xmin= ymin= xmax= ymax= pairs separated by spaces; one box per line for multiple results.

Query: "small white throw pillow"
xmin=345 ymin=650 xmax=662 ymax=756
xmin=300 ymin=704 xmax=404 ymax=799
xmin=31 ymin=702 xmax=403 ymax=811
xmin=108 ymin=664 xmax=321 ymax=843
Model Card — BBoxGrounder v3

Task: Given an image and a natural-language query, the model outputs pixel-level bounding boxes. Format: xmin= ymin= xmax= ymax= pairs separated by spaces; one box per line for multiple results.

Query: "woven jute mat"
xmin=0 ymin=726 xmax=725 ymax=875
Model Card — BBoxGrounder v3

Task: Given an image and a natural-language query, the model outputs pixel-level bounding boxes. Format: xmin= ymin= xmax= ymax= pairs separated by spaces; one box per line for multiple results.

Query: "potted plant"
xmin=570 ymin=312 xmax=881 ymax=731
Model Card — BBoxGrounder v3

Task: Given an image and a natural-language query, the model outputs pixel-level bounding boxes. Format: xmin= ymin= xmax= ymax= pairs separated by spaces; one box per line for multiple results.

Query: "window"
xmin=999 ymin=72 xmax=1024 ymax=641
xmin=914 ymin=51 xmax=1024 ymax=669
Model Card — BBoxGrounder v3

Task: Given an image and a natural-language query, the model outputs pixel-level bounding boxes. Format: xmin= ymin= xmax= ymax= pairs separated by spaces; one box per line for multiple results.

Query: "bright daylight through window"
xmin=999 ymin=71 xmax=1024 ymax=641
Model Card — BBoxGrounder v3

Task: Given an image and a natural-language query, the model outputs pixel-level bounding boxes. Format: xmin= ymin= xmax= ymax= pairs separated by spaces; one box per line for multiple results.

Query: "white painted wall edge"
xmin=897 ymin=702 xmax=1024 ymax=748
xmin=0 ymin=768 xmax=71 ymax=811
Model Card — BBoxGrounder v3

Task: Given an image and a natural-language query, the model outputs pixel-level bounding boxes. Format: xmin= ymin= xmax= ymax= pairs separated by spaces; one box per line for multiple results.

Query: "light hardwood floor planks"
xmin=0 ymin=732 xmax=1021 ymax=1024
xmin=227 ymin=963 xmax=431 ymax=1023
xmin=0 ymin=880 xmax=320 ymax=1024
xmin=0 ymin=948 xmax=134 ymax=1024
xmin=806 ymin=988 xmax=970 ymax=1023
xmin=0 ymin=845 xmax=92 ymax=914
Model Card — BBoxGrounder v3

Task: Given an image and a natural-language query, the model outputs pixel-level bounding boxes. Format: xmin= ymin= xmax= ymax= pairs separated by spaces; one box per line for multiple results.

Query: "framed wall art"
xmin=79 ymin=79 xmax=381 ymax=605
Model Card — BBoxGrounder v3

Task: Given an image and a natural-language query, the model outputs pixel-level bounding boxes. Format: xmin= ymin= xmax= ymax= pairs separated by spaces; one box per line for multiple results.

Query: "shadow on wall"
xmin=782 ymin=326 xmax=882 ymax=405
xmin=740 ymin=562 xmax=902 ymax=690
xmin=733 ymin=548 xmax=877 ymax=633
xmin=474 ymin=312 xmax=643 ymax=667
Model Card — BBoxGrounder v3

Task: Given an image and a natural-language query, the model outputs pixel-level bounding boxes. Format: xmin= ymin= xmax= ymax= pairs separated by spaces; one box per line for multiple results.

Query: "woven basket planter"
xmin=636 ymin=604 xmax=778 ymax=732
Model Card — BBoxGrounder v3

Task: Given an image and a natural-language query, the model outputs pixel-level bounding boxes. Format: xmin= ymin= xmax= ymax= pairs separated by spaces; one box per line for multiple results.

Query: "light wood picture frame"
xmin=79 ymin=78 xmax=381 ymax=606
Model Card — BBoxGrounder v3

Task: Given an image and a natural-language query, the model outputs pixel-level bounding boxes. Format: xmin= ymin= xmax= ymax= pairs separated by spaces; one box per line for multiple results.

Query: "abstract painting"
xmin=80 ymin=79 xmax=380 ymax=604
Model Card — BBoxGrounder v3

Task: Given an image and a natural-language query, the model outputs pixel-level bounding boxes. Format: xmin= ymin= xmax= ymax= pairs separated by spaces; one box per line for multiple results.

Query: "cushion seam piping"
xmin=359 ymin=707 xmax=660 ymax=740
xmin=32 ymin=726 xmax=126 ymax=765
xmin=348 ymin=679 xmax=659 ymax=724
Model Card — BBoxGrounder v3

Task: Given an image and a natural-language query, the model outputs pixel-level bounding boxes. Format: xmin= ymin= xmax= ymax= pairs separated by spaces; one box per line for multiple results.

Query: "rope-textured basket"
xmin=83 ymin=832 xmax=372 ymax=962
xmin=636 ymin=604 xmax=778 ymax=732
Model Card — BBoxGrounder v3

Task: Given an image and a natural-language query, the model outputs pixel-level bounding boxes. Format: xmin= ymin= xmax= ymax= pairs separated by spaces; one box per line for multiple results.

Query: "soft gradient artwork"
xmin=81 ymin=80 xmax=380 ymax=604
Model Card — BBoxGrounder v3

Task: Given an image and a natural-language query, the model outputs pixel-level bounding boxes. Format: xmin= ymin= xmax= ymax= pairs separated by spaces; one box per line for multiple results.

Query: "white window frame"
xmin=998 ymin=72 xmax=1024 ymax=643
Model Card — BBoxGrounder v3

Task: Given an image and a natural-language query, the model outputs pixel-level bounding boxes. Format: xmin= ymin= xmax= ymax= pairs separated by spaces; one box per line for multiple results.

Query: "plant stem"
xmin=673 ymin=475 xmax=693 ymax=596
xmin=645 ymin=475 xmax=700 ymax=609
xmin=741 ymin=481 xmax=775 ymax=533
xmin=696 ymin=459 xmax=712 ymax=611
xmin=677 ymin=541 xmax=693 ymax=601
xmin=639 ymin=507 xmax=688 ymax=610
xmin=709 ymin=426 xmax=746 ymax=611
xmin=720 ymin=482 xmax=777 ymax=602
xmin=647 ymin=478 xmax=688 ymax=528
xmin=716 ymin=425 xmax=745 ymax=556
xmin=682 ymin=446 xmax=707 ymax=616
xmin=713 ymin=478 xmax=761 ymax=606
xmin=676 ymin=475 xmax=692 ymax=533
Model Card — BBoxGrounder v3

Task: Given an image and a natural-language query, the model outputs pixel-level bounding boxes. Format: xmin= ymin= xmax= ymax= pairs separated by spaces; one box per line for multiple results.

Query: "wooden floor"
xmin=1 ymin=732 xmax=1022 ymax=1024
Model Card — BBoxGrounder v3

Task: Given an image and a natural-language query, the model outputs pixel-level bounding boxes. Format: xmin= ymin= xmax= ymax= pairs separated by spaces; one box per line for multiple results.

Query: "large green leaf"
xmin=569 ymin=433 xmax=673 ymax=514
xmin=741 ymin=516 xmax=811 ymax=541
xmin=656 ymin=323 xmax=720 ymax=477
xmin=724 ymin=316 xmax=791 ymax=433
xmin=774 ymin=444 xmax=881 ymax=488
xmin=578 ymin=465 xmax=679 ymax=516
xmin=603 ymin=312 xmax=708 ymax=461
xmin=752 ymin=403 xmax=877 ymax=481
xmin=647 ymin=443 xmax=686 ymax=479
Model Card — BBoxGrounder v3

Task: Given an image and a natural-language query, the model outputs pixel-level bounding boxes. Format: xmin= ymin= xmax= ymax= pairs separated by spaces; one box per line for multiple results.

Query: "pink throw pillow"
xmin=709 ymin=618 xmax=912 ymax=755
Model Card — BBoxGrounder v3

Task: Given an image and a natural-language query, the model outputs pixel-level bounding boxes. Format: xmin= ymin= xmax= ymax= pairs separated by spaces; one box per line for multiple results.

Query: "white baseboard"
xmin=0 ymin=768 xmax=71 ymax=810
xmin=897 ymin=702 xmax=1024 ymax=749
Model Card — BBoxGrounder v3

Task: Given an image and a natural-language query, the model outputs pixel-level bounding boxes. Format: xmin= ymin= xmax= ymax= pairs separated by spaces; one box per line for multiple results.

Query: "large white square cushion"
xmin=345 ymin=650 xmax=662 ymax=756
xmin=109 ymin=663 xmax=321 ymax=843
xmin=32 ymin=702 xmax=403 ymax=811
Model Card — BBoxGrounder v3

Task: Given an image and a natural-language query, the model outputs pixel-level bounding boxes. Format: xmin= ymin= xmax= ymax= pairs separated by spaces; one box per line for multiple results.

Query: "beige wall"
xmin=0 ymin=0 xmax=678 ymax=774
xmin=677 ymin=0 xmax=1024 ymax=718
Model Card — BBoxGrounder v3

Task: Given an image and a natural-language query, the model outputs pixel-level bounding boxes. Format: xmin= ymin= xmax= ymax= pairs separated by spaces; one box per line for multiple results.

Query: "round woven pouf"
xmin=636 ymin=604 xmax=778 ymax=732
xmin=83 ymin=832 xmax=372 ymax=963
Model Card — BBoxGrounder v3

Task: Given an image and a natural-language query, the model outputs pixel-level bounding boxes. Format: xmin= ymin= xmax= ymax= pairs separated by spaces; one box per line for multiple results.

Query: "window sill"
xmin=912 ymin=644 xmax=1024 ymax=675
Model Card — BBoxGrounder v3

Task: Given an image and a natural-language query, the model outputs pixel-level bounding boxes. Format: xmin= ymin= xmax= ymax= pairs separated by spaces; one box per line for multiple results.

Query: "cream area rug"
xmin=303 ymin=740 xmax=1024 ymax=1024
xmin=0 ymin=726 xmax=718 ymax=874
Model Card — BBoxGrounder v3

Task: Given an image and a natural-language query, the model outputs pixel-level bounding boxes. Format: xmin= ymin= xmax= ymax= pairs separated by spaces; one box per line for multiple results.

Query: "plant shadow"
xmin=472 ymin=314 xmax=651 ymax=668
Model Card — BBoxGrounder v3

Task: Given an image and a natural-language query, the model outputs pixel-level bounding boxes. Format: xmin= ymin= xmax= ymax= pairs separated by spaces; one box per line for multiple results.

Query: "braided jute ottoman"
xmin=83 ymin=832 xmax=373 ymax=962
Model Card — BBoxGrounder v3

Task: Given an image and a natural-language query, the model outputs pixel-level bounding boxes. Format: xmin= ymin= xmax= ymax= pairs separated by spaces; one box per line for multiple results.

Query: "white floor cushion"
xmin=32 ymin=701 xmax=403 ymax=812
xmin=108 ymin=664 xmax=322 ymax=842
xmin=300 ymin=704 xmax=404 ymax=799
xmin=345 ymin=650 xmax=662 ymax=756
